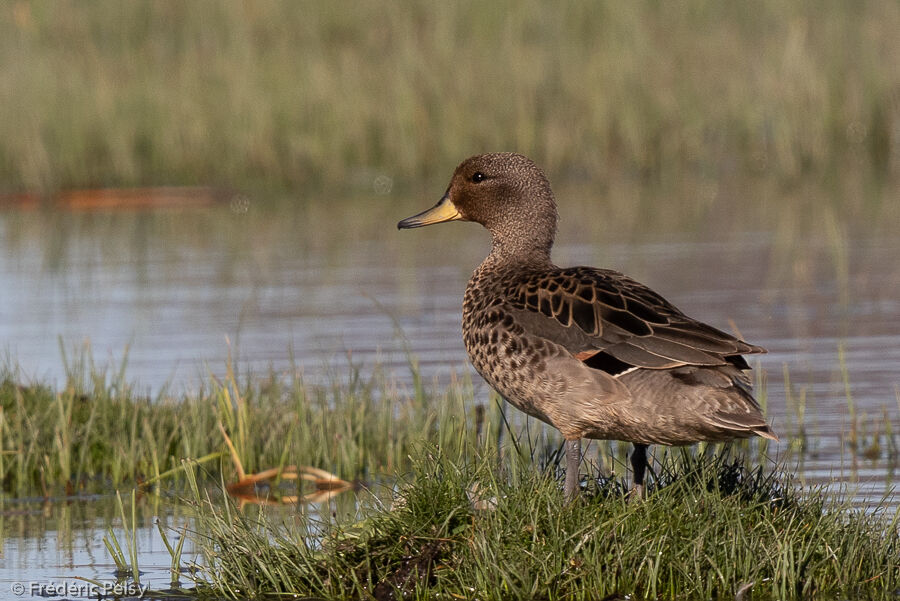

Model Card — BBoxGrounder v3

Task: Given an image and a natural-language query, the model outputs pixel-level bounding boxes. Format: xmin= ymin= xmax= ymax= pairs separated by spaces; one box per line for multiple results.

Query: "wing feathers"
xmin=507 ymin=266 xmax=765 ymax=371
xmin=709 ymin=412 xmax=779 ymax=441
xmin=604 ymin=343 xmax=683 ymax=369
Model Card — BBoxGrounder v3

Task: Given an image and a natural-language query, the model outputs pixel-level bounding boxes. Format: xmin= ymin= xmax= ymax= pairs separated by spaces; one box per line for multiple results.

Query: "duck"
xmin=398 ymin=152 xmax=777 ymax=500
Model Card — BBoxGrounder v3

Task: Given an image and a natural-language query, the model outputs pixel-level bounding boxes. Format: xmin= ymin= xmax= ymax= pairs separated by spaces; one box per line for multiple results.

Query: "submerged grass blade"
xmin=114 ymin=490 xmax=140 ymax=583
xmin=157 ymin=519 xmax=188 ymax=585
xmin=102 ymin=525 xmax=128 ymax=574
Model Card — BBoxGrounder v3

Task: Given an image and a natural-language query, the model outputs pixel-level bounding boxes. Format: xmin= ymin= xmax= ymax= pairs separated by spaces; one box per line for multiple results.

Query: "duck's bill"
xmin=397 ymin=195 xmax=462 ymax=229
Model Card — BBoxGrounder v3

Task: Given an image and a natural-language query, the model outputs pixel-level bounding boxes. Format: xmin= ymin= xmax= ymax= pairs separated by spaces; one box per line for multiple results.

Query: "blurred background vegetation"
xmin=1 ymin=0 xmax=898 ymax=194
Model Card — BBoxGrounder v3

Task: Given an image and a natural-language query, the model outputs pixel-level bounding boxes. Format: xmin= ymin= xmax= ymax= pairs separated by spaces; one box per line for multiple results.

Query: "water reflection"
xmin=0 ymin=496 xmax=197 ymax=596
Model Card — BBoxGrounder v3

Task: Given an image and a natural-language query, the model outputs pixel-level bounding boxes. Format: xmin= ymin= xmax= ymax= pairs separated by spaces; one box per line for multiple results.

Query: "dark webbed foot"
xmin=564 ymin=438 xmax=582 ymax=503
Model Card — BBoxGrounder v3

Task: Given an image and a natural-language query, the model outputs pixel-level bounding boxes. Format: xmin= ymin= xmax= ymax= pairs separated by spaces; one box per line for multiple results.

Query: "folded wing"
xmin=505 ymin=267 xmax=764 ymax=374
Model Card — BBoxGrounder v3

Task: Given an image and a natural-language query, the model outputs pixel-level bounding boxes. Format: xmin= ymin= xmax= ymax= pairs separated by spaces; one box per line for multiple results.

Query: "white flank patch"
xmin=613 ymin=366 xmax=639 ymax=378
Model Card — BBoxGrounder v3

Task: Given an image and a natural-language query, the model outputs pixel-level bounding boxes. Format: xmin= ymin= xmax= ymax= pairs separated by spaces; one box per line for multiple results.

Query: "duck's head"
xmin=398 ymin=153 xmax=558 ymax=259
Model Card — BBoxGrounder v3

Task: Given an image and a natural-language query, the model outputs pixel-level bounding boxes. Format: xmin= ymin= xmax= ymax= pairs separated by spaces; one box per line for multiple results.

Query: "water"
xmin=0 ymin=497 xmax=197 ymax=599
xmin=0 ymin=182 xmax=898 ymax=587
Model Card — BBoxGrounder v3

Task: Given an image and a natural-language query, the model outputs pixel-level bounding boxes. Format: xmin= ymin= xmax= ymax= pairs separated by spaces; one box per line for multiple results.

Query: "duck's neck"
xmin=484 ymin=234 xmax=554 ymax=269
xmin=484 ymin=196 xmax=558 ymax=268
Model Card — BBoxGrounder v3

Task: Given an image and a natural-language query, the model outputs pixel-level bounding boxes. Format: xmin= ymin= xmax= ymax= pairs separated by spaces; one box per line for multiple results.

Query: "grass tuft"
xmin=188 ymin=448 xmax=900 ymax=600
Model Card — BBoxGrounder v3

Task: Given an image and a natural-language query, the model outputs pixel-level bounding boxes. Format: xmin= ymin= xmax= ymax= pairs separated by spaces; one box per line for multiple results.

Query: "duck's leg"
xmin=630 ymin=443 xmax=648 ymax=499
xmin=564 ymin=438 xmax=582 ymax=502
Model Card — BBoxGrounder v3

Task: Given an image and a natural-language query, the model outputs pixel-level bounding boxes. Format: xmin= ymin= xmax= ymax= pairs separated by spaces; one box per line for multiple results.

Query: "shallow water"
xmin=0 ymin=497 xmax=197 ymax=600
xmin=0 ymin=180 xmax=898 ymax=584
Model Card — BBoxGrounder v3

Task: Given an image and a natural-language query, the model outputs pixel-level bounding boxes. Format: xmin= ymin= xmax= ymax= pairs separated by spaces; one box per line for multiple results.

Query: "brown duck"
xmin=398 ymin=153 xmax=777 ymax=500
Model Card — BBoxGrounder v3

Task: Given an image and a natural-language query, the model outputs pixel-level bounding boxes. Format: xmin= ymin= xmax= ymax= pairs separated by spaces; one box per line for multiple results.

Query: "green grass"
xmin=1 ymin=1 xmax=898 ymax=193
xmin=2 ymin=345 xmax=898 ymax=499
xmin=0 ymin=352 xmax=495 ymax=497
xmin=186 ymin=447 xmax=900 ymax=600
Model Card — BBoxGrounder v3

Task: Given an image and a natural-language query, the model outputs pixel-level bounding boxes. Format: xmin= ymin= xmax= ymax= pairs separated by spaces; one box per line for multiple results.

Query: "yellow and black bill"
xmin=397 ymin=195 xmax=462 ymax=229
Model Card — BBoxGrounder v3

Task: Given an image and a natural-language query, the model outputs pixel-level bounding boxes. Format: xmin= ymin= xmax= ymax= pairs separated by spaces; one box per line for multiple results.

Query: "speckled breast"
xmin=461 ymin=266 xmax=554 ymax=424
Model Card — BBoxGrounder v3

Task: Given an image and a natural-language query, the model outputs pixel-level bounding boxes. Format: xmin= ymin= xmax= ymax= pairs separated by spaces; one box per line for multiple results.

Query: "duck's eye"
xmin=471 ymin=172 xmax=486 ymax=183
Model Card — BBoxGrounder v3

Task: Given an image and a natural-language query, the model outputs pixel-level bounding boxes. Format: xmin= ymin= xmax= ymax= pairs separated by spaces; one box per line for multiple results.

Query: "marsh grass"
xmin=0 ymin=351 xmax=489 ymax=497
xmin=156 ymin=518 xmax=189 ymax=587
xmin=1 ymin=344 xmax=898 ymax=498
xmin=2 ymin=1 xmax=898 ymax=193
xmin=101 ymin=490 xmax=140 ymax=581
xmin=185 ymin=447 xmax=900 ymax=600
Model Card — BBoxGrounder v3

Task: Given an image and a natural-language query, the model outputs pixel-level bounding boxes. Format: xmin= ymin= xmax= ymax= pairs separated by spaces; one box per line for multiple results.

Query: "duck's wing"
xmin=505 ymin=266 xmax=765 ymax=373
